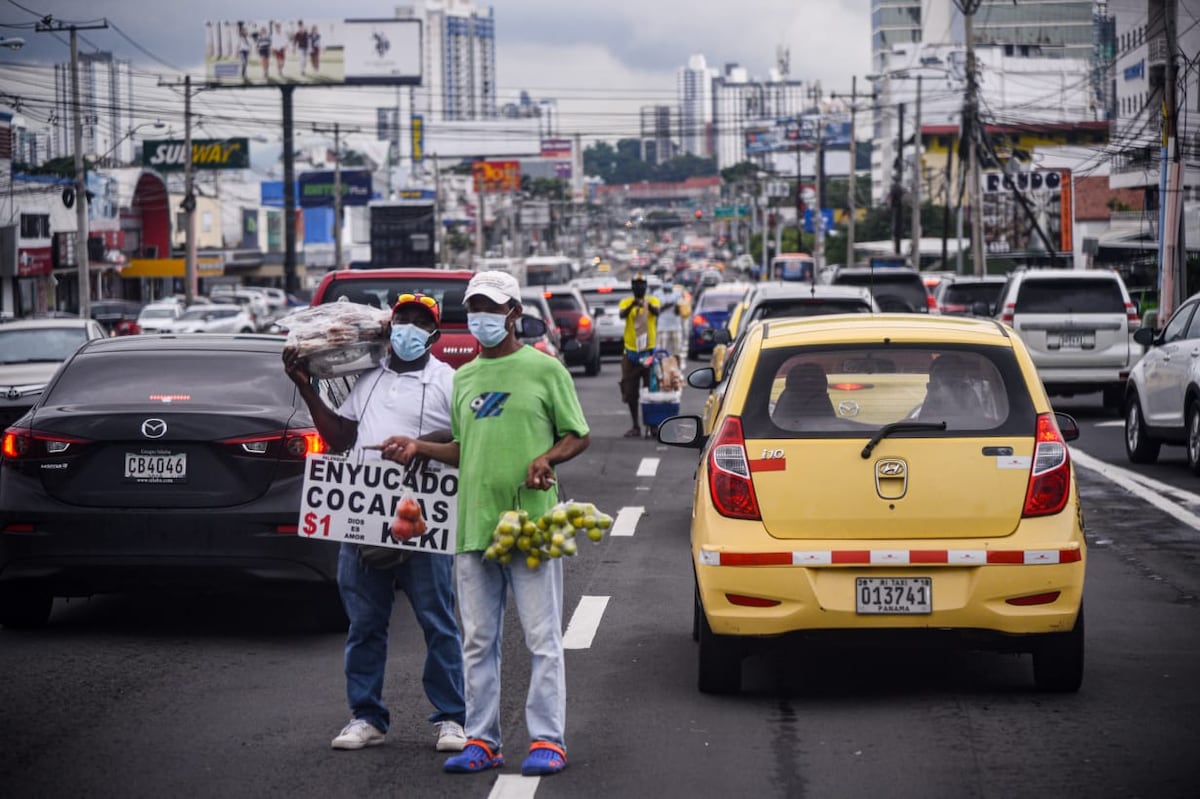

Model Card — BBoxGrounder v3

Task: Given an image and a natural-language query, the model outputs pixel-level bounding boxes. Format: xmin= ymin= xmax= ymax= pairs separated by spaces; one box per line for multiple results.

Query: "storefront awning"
xmin=122 ymin=257 xmax=224 ymax=278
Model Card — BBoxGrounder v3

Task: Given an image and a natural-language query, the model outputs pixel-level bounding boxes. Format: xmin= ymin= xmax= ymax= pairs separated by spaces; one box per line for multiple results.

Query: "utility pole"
xmin=847 ymin=76 xmax=857 ymax=269
xmin=892 ymin=102 xmax=905 ymax=256
xmin=282 ymin=86 xmax=298 ymax=295
xmin=36 ymin=17 xmax=109 ymax=318
xmin=1158 ymin=0 xmax=1183 ymax=322
xmin=313 ymin=122 xmax=361 ymax=270
xmin=813 ymin=123 xmax=825 ymax=271
xmin=911 ymin=75 xmax=922 ymax=270
xmin=961 ymin=2 xmax=988 ymax=276
xmin=183 ymin=75 xmax=197 ymax=305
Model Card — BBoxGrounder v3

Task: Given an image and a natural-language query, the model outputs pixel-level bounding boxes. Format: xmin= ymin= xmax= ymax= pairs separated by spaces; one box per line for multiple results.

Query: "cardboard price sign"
xmin=299 ymin=453 xmax=458 ymax=556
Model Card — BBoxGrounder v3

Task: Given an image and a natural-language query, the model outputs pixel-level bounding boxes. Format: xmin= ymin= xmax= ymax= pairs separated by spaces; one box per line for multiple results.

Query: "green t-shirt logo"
xmin=470 ymin=392 xmax=510 ymax=419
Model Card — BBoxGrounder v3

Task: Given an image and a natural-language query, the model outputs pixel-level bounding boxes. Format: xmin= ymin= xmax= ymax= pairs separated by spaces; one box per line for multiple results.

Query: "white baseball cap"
xmin=465 ymin=270 xmax=523 ymax=306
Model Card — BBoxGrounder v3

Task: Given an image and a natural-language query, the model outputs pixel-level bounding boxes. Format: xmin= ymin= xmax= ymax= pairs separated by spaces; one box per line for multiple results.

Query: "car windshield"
xmin=698 ymin=290 xmax=744 ymax=312
xmin=944 ymin=283 xmax=1004 ymax=306
xmin=44 ymin=350 xmax=296 ymax=405
xmin=0 ymin=328 xmax=89 ymax=363
xmin=545 ymin=294 xmax=581 ymax=313
xmin=752 ymin=300 xmax=871 ymax=319
xmin=579 ymin=287 xmax=628 ymax=313
xmin=741 ymin=345 xmax=1034 ymax=439
xmin=322 ymin=277 xmax=469 ymax=324
xmin=1015 ymin=278 xmax=1125 ymax=313
xmin=139 ymin=307 xmax=177 ymax=319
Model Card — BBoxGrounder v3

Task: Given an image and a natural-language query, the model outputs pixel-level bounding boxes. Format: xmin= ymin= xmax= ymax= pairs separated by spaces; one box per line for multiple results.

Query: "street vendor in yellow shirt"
xmin=617 ymin=273 xmax=661 ymax=438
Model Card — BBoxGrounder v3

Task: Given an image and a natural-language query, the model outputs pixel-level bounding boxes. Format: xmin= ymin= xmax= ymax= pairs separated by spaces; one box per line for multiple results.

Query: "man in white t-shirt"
xmin=283 ymin=292 xmax=466 ymax=754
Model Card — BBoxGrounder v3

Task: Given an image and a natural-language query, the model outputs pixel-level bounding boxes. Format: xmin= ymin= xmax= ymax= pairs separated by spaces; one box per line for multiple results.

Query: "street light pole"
xmin=183 ymin=75 xmax=197 ymax=305
xmin=847 ymin=76 xmax=857 ymax=269
xmin=911 ymin=75 xmax=922 ymax=269
xmin=962 ymin=4 xmax=988 ymax=276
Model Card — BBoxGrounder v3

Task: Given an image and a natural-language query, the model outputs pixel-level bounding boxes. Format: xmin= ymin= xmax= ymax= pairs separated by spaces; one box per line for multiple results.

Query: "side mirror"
xmin=1133 ymin=326 xmax=1156 ymax=347
xmin=1055 ymin=412 xmax=1080 ymax=442
xmin=656 ymin=415 xmax=705 ymax=448
xmin=517 ymin=315 xmax=547 ymax=338
xmin=711 ymin=329 xmax=732 ymax=345
xmin=687 ymin=366 xmax=716 ymax=390
xmin=592 ymin=306 xmax=606 ymax=316
xmin=970 ymin=301 xmax=991 ymax=317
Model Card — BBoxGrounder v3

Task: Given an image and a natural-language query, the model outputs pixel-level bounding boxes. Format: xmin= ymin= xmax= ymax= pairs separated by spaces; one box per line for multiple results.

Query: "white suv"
xmin=994 ymin=268 xmax=1142 ymax=412
xmin=1124 ymin=292 xmax=1200 ymax=470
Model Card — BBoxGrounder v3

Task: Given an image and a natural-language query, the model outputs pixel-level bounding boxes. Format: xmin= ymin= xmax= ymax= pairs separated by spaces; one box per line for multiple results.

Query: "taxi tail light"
xmin=1006 ymin=591 xmax=1062 ymax=606
xmin=2 ymin=426 xmax=91 ymax=460
xmin=1022 ymin=413 xmax=1071 ymax=518
xmin=707 ymin=416 xmax=761 ymax=520
xmin=726 ymin=593 xmax=780 ymax=607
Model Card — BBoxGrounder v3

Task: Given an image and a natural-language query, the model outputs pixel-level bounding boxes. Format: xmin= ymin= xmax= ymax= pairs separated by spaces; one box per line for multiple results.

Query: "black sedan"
xmin=0 ymin=334 xmax=346 ymax=627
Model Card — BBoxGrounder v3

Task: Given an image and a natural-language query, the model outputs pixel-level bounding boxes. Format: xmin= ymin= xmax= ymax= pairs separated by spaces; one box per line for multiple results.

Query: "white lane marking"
xmin=489 ymin=774 xmax=539 ymax=799
xmin=1094 ymin=420 xmax=1124 ymax=428
xmin=610 ymin=506 xmax=644 ymax=537
xmin=637 ymin=457 xmax=660 ymax=476
xmin=1071 ymin=448 xmax=1200 ymax=532
xmin=563 ymin=595 xmax=609 ymax=650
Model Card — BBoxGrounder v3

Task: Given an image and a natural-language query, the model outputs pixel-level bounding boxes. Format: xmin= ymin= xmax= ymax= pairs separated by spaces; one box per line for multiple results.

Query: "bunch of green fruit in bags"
xmin=484 ymin=501 xmax=614 ymax=569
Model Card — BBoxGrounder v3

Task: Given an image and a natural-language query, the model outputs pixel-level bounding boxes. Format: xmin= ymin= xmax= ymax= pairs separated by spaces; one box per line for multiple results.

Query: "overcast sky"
xmin=0 ymin=0 xmax=872 ymax=144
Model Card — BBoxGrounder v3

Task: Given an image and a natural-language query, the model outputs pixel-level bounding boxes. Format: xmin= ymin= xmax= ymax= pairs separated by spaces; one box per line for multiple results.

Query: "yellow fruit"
xmin=498 ymin=551 xmax=513 ymax=565
xmin=582 ymin=515 xmax=597 ymax=529
xmin=498 ymin=533 xmax=515 ymax=550
xmin=548 ymin=545 xmax=562 ymax=558
xmin=596 ymin=514 xmax=613 ymax=529
xmin=516 ymin=536 xmax=532 ymax=552
xmin=522 ymin=521 xmax=537 ymax=535
xmin=517 ymin=509 xmax=530 ymax=523
xmin=587 ymin=528 xmax=603 ymax=542
xmin=526 ymin=554 xmax=542 ymax=570
xmin=551 ymin=532 xmax=565 ymax=546
xmin=562 ymin=539 xmax=578 ymax=556
xmin=536 ymin=517 xmax=550 ymax=531
xmin=484 ymin=545 xmax=498 ymax=560
xmin=551 ymin=509 xmax=568 ymax=525
xmin=498 ymin=521 xmax=516 ymax=536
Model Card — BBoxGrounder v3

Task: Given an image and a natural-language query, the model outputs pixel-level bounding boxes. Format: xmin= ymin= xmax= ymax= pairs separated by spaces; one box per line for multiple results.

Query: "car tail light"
xmin=693 ymin=313 xmax=708 ymax=328
xmin=707 ymin=416 xmax=761 ymax=520
xmin=577 ymin=314 xmax=593 ymax=331
xmin=1000 ymin=302 xmax=1016 ymax=325
xmin=1006 ymin=591 xmax=1062 ymax=606
xmin=220 ymin=428 xmax=327 ymax=460
xmin=942 ymin=303 xmax=967 ymax=314
xmin=726 ymin=593 xmax=781 ymax=607
xmin=597 ymin=286 xmax=613 ymax=294
xmin=830 ymin=382 xmax=873 ymax=391
xmin=926 ymin=293 xmax=938 ymax=311
xmin=1022 ymin=413 xmax=1071 ymax=517
xmin=1125 ymin=301 xmax=1141 ymax=331
xmin=2 ymin=427 xmax=91 ymax=460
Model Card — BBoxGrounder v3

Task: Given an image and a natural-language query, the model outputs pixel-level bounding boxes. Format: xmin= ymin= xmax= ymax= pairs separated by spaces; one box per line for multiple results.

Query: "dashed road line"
xmin=610 ymin=506 xmax=644 ymax=536
xmin=1071 ymin=447 xmax=1200 ymax=532
xmin=488 ymin=774 xmax=539 ymax=799
xmin=637 ymin=457 xmax=660 ymax=476
xmin=563 ymin=595 xmax=610 ymax=650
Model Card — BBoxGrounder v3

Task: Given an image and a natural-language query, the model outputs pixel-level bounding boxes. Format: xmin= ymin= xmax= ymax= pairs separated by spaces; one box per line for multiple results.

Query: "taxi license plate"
xmin=855 ymin=577 xmax=932 ymax=615
xmin=124 ymin=451 xmax=187 ymax=482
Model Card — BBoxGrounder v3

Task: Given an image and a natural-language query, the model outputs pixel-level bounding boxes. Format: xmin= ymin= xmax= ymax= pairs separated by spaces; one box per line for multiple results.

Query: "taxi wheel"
xmin=1032 ymin=608 xmax=1084 ymax=693
xmin=1124 ymin=395 xmax=1160 ymax=464
xmin=697 ymin=609 xmax=743 ymax=694
xmin=1187 ymin=401 xmax=1200 ymax=476
xmin=0 ymin=587 xmax=53 ymax=629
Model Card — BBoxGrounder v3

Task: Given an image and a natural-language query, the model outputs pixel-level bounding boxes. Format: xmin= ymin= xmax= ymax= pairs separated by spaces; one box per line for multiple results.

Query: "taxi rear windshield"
xmin=44 ymin=351 xmax=298 ymax=406
xmin=751 ymin=299 xmax=871 ymax=320
xmin=741 ymin=344 xmax=1036 ymax=439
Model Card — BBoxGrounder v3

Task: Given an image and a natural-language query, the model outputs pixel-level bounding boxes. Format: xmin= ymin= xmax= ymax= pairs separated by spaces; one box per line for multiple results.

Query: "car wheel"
xmin=584 ymin=347 xmax=602 ymax=377
xmin=0 ymin=587 xmax=53 ymax=629
xmin=1124 ymin=395 xmax=1160 ymax=464
xmin=1187 ymin=401 xmax=1200 ymax=475
xmin=697 ymin=606 xmax=742 ymax=694
xmin=1032 ymin=607 xmax=1084 ymax=693
xmin=240 ymin=327 xmax=254 ymax=334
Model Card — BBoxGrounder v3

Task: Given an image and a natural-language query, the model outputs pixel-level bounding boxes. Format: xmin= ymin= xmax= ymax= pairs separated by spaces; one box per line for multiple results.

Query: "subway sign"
xmin=142 ymin=138 xmax=250 ymax=171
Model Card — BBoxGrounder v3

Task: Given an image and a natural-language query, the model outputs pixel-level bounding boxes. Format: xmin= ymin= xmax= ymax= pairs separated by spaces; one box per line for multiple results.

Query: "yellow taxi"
xmin=659 ymin=314 xmax=1086 ymax=694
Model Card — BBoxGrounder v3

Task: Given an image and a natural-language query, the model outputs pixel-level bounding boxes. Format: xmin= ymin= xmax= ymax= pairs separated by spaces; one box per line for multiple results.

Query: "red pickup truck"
xmin=310 ymin=269 xmax=482 ymax=368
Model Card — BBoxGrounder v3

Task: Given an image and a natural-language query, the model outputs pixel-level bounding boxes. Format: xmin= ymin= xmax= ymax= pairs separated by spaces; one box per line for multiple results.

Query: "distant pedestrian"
xmin=309 ymin=24 xmax=322 ymax=72
xmin=293 ymin=21 xmax=309 ymax=76
xmin=236 ymin=22 xmax=252 ymax=81
xmin=255 ymin=26 xmax=271 ymax=78
xmin=617 ymin=273 xmax=660 ymax=437
xmin=270 ymin=22 xmax=289 ymax=78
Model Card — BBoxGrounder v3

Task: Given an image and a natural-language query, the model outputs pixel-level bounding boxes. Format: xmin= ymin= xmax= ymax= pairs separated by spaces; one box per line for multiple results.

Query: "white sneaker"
xmin=435 ymin=720 xmax=467 ymax=752
xmin=331 ymin=718 xmax=386 ymax=750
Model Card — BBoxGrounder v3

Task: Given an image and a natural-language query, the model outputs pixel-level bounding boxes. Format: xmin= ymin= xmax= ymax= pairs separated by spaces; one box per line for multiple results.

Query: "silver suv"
xmin=994 ymin=268 xmax=1142 ymax=412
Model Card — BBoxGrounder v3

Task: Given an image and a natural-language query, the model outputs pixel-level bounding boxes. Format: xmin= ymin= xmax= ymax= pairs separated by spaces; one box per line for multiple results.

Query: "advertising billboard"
xmin=541 ymin=138 xmax=572 ymax=158
xmin=473 ymin=160 xmax=521 ymax=194
xmin=298 ymin=170 xmax=374 ymax=208
xmin=980 ymin=168 xmax=1073 ymax=257
xmin=205 ymin=19 xmax=421 ymax=86
xmin=142 ymin=139 xmax=250 ymax=171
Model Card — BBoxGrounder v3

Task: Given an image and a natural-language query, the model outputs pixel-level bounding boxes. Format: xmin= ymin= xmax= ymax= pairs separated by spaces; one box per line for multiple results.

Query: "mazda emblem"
xmin=141 ymin=418 xmax=167 ymax=439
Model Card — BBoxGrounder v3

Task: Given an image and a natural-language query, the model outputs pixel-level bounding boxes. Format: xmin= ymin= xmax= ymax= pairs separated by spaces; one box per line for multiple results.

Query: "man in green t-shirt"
xmin=380 ymin=270 xmax=589 ymax=778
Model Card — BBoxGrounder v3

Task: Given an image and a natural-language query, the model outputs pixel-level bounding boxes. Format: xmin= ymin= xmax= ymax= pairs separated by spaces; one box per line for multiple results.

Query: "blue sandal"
xmin=521 ymin=741 xmax=567 ymax=776
xmin=444 ymin=739 xmax=504 ymax=773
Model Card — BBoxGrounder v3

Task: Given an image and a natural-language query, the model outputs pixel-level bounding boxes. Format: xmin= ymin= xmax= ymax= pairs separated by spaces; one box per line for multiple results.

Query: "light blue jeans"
xmin=456 ymin=551 xmax=565 ymax=753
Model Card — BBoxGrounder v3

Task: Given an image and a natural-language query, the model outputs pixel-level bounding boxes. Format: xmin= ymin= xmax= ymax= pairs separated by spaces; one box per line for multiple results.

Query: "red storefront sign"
xmin=17 ymin=247 xmax=53 ymax=277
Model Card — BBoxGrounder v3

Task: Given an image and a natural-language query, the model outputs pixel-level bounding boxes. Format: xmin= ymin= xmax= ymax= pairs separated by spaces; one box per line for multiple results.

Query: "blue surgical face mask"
xmin=468 ymin=311 xmax=510 ymax=347
xmin=390 ymin=323 xmax=432 ymax=361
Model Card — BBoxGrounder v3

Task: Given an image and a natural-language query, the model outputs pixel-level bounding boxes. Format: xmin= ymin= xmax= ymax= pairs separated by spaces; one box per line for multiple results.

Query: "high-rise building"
xmin=415 ymin=0 xmax=497 ymax=122
xmin=677 ymin=54 xmax=716 ymax=158
xmin=52 ymin=51 xmax=134 ymax=164
xmin=712 ymin=64 xmax=806 ymax=171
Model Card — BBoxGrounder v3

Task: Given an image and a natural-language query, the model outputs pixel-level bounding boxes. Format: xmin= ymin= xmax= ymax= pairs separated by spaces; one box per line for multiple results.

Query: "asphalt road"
xmin=1 ymin=359 xmax=1198 ymax=798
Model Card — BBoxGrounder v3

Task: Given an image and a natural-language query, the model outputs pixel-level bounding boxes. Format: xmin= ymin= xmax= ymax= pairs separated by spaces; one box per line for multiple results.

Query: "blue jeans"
xmin=456 ymin=551 xmax=565 ymax=752
xmin=337 ymin=543 xmax=465 ymax=732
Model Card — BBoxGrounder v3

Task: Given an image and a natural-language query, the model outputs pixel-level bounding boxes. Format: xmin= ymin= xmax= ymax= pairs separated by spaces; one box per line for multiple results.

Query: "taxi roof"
xmin=755 ymin=313 xmax=1013 ymax=347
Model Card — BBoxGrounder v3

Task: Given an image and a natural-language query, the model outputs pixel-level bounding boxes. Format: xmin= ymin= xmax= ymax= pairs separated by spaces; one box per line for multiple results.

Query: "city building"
xmin=409 ymin=0 xmax=497 ymax=123
xmin=712 ymin=63 xmax=806 ymax=171
xmin=52 ymin=51 xmax=135 ymax=165
xmin=677 ymin=54 xmax=716 ymax=158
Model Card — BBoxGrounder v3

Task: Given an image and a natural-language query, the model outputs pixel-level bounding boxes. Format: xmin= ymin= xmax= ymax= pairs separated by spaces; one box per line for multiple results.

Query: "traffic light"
xmin=694 ymin=209 xmax=703 ymax=219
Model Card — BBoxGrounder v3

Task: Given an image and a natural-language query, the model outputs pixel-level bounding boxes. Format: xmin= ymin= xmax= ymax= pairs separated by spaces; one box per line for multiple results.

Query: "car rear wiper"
xmin=860 ymin=421 xmax=947 ymax=459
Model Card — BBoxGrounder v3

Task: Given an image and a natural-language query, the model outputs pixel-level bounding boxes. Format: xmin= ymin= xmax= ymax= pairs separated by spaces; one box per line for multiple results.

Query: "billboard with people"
xmin=205 ymin=19 xmax=422 ymax=86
